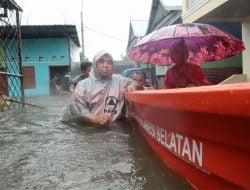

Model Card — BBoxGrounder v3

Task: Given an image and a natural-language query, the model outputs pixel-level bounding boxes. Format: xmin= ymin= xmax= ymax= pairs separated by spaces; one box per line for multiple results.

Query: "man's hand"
xmin=125 ymin=85 xmax=137 ymax=92
xmin=88 ymin=114 xmax=110 ymax=126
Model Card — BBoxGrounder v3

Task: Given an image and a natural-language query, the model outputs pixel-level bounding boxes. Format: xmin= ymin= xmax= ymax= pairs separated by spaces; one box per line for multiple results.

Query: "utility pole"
xmin=81 ymin=0 xmax=85 ymax=61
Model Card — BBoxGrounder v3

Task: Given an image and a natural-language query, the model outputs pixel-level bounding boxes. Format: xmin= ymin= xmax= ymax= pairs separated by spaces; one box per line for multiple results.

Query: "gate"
xmin=0 ymin=0 xmax=23 ymax=111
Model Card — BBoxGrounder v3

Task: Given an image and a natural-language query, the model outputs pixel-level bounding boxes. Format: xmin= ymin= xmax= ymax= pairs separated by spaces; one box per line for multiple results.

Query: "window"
xmin=52 ymin=56 xmax=56 ymax=62
xmin=188 ymin=0 xmax=203 ymax=8
xmin=0 ymin=7 xmax=7 ymax=17
xmin=25 ymin=57 xmax=30 ymax=62
xmin=11 ymin=58 xmax=17 ymax=63
xmin=39 ymin=56 xmax=44 ymax=62
xmin=60 ymin=56 xmax=65 ymax=62
xmin=23 ymin=67 xmax=35 ymax=89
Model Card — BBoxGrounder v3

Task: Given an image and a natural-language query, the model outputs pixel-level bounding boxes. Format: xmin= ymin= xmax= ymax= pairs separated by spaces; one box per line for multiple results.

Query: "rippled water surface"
xmin=0 ymin=95 xmax=192 ymax=190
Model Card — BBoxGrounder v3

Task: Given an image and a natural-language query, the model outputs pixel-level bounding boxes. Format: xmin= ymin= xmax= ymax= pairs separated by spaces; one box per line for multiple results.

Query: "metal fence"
xmin=0 ymin=0 xmax=23 ymax=111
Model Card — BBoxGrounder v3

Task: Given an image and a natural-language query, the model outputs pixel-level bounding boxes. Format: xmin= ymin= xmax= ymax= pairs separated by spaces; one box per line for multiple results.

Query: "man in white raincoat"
xmin=63 ymin=50 xmax=137 ymax=126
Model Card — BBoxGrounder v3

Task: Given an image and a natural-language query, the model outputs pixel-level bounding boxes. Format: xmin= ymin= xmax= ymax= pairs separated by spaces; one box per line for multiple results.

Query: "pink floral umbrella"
xmin=127 ymin=23 xmax=245 ymax=65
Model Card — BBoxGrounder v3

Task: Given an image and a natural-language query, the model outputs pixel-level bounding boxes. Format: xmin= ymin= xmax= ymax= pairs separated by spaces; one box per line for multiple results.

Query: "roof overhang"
xmin=184 ymin=0 xmax=250 ymax=23
xmin=0 ymin=25 xmax=81 ymax=47
xmin=146 ymin=0 xmax=182 ymax=34
xmin=0 ymin=0 xmax=22 ymax=11
xmin=20 ymin=25 xmax=81 ymax=47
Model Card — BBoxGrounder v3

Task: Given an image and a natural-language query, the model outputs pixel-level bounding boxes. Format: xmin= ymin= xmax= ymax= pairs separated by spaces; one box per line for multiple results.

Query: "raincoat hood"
xmin=90 ymin=50 xmax=114 ymax=80
xmin=63 ymin=50 xmax=136 ymax=124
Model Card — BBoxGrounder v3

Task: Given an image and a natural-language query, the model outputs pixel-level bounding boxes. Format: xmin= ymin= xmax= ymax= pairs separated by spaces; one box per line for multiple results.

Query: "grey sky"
xmin=16 ymin=0 xmax=181 ymax=60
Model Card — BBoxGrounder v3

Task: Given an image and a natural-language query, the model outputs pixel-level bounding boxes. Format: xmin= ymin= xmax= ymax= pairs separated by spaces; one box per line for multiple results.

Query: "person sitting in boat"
xmin=62 ymin=50 xmax=137 ymax=126
xmin=131 ymin=71 xmax=155 ymax=90
xmin=164 ymin=41 xmax=211 ymax=89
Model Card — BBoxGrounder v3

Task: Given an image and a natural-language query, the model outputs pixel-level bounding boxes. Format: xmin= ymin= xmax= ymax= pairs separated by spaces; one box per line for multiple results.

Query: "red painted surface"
xmin=125 ymin=83 xmax=250 ymax=189
xmin=0 ymin=68 xmax=8 ymax=95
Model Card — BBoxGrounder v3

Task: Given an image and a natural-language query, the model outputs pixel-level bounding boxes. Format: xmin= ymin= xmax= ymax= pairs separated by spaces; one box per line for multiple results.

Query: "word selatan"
xmin=135 ymin=115 xmax=203 ymax=167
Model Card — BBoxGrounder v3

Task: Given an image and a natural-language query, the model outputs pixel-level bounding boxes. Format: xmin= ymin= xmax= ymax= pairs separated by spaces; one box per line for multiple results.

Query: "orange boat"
xmin=125 ymin=82 xmax=250 ymax=189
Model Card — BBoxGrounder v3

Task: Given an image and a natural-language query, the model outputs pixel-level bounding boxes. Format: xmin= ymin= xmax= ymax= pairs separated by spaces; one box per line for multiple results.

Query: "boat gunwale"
xmin=125 ymin=82 xmax=250 ymax=117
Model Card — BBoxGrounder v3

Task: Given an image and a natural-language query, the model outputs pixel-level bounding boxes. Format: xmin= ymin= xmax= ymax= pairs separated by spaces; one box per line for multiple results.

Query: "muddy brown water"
xmin=0 ymin=95 xmax=192 ymax=190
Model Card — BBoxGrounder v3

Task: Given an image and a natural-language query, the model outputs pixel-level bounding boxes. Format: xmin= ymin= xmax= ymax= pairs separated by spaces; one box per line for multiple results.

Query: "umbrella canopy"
xmin=127 ymin=23 xmax=245 ymax=66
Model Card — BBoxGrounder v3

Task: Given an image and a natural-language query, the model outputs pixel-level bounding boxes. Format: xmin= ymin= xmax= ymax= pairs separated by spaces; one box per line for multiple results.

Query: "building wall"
xmin=242 ymin=21 xmax=250 ymax=81
xmin=68 ymin=37 xmax=81 ymax=78
xmin=22 ymin=38 xmax=70 ymax=65
xmin=182 ymin=0 xmax=228 ymax=23
xmin=22 ymin=38 xmax=70 ymax=96
xmin=4 ymin=40 xmax=21 ymax=97
xmin=69 ymin=37 xmax=81 ymax=63
xmin=7 ymin=62 xmax=21 ymax=98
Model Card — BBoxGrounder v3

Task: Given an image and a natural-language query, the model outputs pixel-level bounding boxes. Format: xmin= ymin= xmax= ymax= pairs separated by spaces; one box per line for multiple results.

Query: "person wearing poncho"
xmin=63 ymin=50 xmax=137 ymax=126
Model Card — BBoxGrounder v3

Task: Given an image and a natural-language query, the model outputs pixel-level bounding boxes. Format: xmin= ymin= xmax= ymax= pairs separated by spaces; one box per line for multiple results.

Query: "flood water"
xmin=0 ymin=95 xmax=192 ymax=190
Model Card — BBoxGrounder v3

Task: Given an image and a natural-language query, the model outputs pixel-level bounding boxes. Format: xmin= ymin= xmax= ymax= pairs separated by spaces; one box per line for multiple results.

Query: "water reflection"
xmin=0 ymin=96 xmax=191 ymax=190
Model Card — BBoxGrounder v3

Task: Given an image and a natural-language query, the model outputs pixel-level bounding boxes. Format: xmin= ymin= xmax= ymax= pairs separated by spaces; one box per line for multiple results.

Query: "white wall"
xmin=242 ymin=21 xmax=250 ymax=81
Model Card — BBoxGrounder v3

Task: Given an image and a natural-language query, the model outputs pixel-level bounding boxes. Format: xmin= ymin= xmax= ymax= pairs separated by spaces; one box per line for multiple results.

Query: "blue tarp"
xmin=121 ymin=68 xmax=142 ymax=78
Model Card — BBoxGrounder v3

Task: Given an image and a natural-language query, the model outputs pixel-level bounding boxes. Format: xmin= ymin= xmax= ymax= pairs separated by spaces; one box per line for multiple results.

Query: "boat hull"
xmin=125 ymin=83 xmax=250 ymax=189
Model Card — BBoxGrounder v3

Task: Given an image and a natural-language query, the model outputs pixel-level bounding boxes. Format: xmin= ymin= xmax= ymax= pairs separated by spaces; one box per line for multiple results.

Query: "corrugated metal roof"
xmin=146 ymin=0 xmax=182 ymax=34
xmin=160 ymin=0 xmax=182 ymax=8
xmin=0 ymin=0 xmax=22 ymax=11
xmin=0 ymin=25 xmax=81 ymax=47
xmin=130 ymin=20 xmax=148 ymax=37
xmin=20 ymin=25 xmax=80 ymax=47
xmin=127 ymin=0 xmax=182 ymax=50
xmin=127 ymin=20 xmax=148 ymax=51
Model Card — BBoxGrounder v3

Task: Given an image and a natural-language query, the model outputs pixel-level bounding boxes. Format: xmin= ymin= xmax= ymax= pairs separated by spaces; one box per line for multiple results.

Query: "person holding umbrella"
xmin=128 ymin=23 xmax=245 ymax=88
xmin=164 ymin=40 xmax=211 ymax=89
